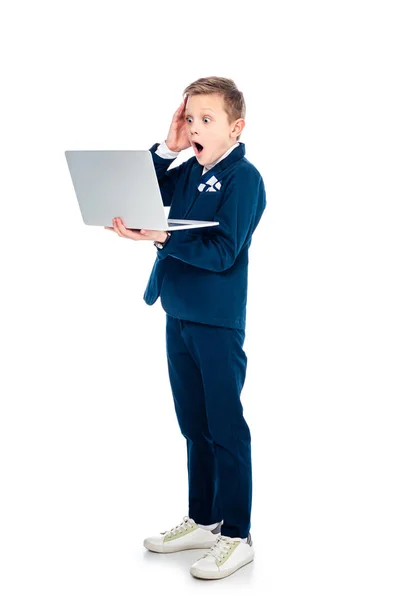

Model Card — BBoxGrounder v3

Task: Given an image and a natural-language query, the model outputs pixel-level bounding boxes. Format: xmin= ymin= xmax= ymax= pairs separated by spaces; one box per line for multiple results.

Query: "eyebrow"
xmin=185 ymin=108 xmax=216 ymax=114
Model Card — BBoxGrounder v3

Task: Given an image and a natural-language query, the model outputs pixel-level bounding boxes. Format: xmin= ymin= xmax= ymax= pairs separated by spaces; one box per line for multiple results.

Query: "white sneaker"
xmin=143 ymin=515 xmax=223 ymax=553
xmin=190 ymin=533 xmax=254 ymax=579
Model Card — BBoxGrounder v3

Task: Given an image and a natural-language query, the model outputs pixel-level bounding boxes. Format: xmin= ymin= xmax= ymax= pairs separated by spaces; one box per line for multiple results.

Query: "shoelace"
xmin=160 ymin=515 xmax=196 ymax=536
xmin=202 ymin=534 xmax=238 ymax=562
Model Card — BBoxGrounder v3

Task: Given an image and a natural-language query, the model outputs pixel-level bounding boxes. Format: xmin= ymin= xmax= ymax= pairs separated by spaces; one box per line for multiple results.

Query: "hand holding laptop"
xmin=104 ymin=217 xmax=168 ymax=243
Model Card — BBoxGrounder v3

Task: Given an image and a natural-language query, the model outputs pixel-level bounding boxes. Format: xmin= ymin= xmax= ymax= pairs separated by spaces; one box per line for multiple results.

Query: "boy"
xmin=105 ymin=77 xmax=266 ymax=579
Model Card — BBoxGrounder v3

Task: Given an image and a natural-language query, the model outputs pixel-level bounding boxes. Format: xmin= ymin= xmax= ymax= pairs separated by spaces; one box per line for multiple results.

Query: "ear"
xmin=231 ymin=118 xmax=245 ymax=138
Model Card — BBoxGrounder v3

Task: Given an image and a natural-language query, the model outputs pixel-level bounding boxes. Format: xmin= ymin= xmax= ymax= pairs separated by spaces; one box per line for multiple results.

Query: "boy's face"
xmin=184 ymin=93 xmax=245 ymax=166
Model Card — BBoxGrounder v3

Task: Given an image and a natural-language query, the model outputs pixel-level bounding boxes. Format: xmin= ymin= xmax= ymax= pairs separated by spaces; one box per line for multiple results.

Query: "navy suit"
xmin=144 ymin=142 xmax=266 ymax=538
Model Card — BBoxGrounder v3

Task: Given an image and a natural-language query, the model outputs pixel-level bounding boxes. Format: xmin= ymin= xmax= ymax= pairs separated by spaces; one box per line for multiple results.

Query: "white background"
xmin=1 ymin=1 xmax=399 ymax=598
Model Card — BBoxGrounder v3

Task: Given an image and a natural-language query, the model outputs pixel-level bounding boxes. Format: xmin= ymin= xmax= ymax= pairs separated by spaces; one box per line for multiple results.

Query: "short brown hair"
xmin=183 ymin=76 xmax=246 ymax=141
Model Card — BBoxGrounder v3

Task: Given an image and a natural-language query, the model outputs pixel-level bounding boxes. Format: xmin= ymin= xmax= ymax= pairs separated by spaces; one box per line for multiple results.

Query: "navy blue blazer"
xmin=143 ymin=141 xmax=266 ymax=329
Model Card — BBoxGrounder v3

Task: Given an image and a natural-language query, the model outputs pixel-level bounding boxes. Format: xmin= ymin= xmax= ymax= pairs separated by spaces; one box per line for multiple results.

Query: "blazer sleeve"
xmin=155 ymin=173 xmax=267 ymax=272
xmin=149 ymin=142 xmax=186 ymax=207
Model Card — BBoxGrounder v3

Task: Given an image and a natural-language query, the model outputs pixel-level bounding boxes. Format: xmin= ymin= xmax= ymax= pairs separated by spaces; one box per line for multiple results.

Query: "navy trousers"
xmin=165 ymin=314 xmax=252 ymax=539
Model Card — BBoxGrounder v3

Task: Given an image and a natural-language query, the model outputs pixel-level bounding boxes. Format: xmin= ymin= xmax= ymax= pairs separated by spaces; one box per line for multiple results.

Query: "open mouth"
xmin=193 ymin=141 xmax=204 ymax=156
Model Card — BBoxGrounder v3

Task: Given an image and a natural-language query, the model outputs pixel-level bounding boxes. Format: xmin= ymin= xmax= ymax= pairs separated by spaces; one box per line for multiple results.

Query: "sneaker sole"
xmin=190 ymin=554 xmax=255 ymax=579
xmin=143 ymin=539 xmax=218 ymax=553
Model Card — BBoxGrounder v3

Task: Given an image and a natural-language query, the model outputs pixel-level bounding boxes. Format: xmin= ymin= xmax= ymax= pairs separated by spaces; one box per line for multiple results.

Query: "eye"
xmin=186 ymin=117 xmax=211 ymax=123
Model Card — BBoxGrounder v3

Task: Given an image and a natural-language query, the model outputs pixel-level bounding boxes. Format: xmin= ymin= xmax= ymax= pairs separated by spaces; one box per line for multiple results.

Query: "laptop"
xmin=64 ymin=150 xmax=220 ymax=231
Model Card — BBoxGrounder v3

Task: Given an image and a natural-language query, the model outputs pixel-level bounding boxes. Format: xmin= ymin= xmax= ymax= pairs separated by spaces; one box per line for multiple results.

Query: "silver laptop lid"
xmin=65 ymin=150 xmax=169 ymax=229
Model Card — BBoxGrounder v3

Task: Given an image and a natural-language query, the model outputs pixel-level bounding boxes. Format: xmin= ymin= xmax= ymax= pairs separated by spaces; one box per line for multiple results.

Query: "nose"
xmin=187 ymin=120 xmax=198 ymax=134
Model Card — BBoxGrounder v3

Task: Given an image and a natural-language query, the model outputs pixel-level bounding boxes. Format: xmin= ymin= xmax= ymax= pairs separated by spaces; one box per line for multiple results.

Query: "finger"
xmin=116 ymin=218 xmax=128 ymax=234
xmin=113 ymin=218 xmax=123 ymax=236
xmin=177 ymin=98 xmax=187 ymax=113
xmin=115 ymin=218 xmax=143 ymax=240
